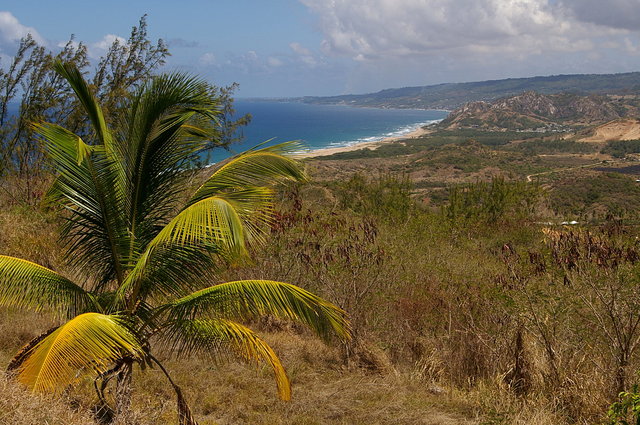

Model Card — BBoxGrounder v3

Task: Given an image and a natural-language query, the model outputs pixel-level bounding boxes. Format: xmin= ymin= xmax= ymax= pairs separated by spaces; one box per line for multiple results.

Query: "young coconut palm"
xmin=0 ymin=61 xmax=350 ymax=424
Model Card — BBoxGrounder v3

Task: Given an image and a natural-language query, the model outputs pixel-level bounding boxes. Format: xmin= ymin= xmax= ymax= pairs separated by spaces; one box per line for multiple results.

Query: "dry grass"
xmin=0 ymin=373 xmax=93 ymax=424
xmin=0 ymin=175 xmax=627 ymax=424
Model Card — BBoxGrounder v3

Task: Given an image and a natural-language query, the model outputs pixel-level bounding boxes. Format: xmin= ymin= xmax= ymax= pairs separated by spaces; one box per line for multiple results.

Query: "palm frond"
xmin=203 ymin=186 xmax=275 ymax=246
xmin=39 ymin=123 xmax=129 ymax=286
xmin=161 ymin=318 xmax=291 ymax=400
xmin=121 ymin=73 xmax=221 ymax=250
xmin=53 ymin=61 xmax=113 ymax=149
xmin=166 ymin=280 xmax=351 ymax=342
xmin=33 ymin=123 xmax=94 ymax=165
xmin=188 ymin=141 xmax=307 ymax=206
xmin=118 ymin=243 xmax=223 ymax=309
xmin=16 ymin=313 xmax=144 ymax=394
xmin=0 ymin=256 xmax=93 ymax=317
xmin=117 ymin=196 xmax=246 ymax=308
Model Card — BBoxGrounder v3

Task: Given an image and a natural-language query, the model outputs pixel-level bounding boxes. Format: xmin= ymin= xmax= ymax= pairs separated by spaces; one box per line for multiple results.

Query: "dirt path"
xmin=526 ymin=161 xmax=604 ymax=182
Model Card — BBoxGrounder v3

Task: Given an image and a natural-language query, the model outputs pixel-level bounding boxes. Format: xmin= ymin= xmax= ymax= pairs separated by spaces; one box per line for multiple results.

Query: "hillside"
xmin=301 ymin=72 xmax=640 ymax=110
xmin=439 ymin=91 xmax=640 ymax=130
xmin=579 ymin=118 xmax=640 ymax=142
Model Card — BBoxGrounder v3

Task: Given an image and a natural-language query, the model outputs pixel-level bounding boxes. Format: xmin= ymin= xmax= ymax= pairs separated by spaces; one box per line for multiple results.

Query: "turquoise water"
xmin=213 ymin=100 xmax=449 ymax=161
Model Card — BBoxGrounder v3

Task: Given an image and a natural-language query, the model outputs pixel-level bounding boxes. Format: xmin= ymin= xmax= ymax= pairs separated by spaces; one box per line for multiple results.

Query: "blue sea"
xmin=6 ymin=100 xmax=449 ymax=163
xmin=213 ymin=100 xmax=449 ymax=161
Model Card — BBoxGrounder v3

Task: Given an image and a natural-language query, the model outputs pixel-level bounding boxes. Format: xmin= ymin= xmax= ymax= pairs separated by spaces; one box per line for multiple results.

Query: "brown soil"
xmin=579 ymin=118 xmax=640 ymax=142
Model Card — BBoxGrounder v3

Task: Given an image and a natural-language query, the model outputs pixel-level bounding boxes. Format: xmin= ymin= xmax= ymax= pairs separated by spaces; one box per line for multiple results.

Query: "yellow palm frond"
xmin=16 ymin=313 xmax=143 ymax=394
xmin=162 ymin=318 xmax=291 ymax=400
xmin=188 ymin=141 xmax=306 ymax=206
xmin=151 ymin=196 xmax=246 ymax=252
xmin=0 ymin=255 xmax=92 ymax=317
xmin=118 ymin=196 xmax=247 ymax=307
xmin=167 ymin=280 xmax=351 ymax=342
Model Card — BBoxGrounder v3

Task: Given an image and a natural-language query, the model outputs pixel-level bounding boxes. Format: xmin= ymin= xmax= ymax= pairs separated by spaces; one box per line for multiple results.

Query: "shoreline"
xmin=300 ymin=125 xmax=433 ymax=158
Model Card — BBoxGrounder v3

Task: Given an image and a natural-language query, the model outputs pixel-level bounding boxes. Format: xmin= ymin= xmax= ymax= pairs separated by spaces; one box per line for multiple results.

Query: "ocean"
xmin=5 ymin=100 xmax=449 ymax=163
xmin=214 ymin=100 xmax=449 ymax=161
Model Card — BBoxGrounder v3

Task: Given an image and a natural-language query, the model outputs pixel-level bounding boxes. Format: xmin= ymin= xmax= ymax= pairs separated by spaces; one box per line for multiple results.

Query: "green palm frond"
xmin=117 ymin=196 xmax=247 ymax=308
xmin=53 ymin=61 xmax=114 ymax=150
xmin=47 ymin=144 xmax=129 ymax=285
xmin=46 ymin=61 xmax=133 ymax=286
xmin=16 ymin=313 xmax=144 ymax=394
xmin=0 ymin=256 xmax=93 ymax=317
xmin=121 ymin=73 xmax=221 ymax=249
xmin=188 ymin=141 xmax=307 ymax=206
xmin=161 ymin=318 xmax=291 ymax=400
xmin=34 ymin=123 xmax=94 ymax=165
xmin=166 ymin=280 xmax=351 ymax=342
xmin=119 ymin=243 xmax=223 ymax=307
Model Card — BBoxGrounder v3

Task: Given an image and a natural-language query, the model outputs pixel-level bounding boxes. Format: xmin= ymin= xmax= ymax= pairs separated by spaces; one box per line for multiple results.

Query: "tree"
xmin=0 ymin=61 xmax=350 ymax=424
xmin=0 ymin=16 xmax=249 ymax=205
xmin=0 ymin=16 xmax=169 ymax=202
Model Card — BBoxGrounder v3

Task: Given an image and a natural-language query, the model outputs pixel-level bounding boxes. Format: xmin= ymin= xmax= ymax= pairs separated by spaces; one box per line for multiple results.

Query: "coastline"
xmin=300 ymin=125 xmax=433 ymax=158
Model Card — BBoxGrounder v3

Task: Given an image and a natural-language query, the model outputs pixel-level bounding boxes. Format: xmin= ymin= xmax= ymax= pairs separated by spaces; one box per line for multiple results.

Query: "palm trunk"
xmin=114 ymin=359 xmax=133 ymax=423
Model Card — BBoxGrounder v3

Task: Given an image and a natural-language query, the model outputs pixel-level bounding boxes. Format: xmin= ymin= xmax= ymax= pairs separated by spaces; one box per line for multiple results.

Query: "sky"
xmin=1 ymin=0 xmax=640 ymax=97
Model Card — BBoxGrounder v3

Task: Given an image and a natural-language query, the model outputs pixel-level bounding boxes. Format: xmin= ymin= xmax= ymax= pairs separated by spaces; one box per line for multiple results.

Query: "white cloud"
xmin=93 ymin=34 xmax=126 ymax=51
xmin=0 ymin=11 xmax=45 ymax=49
xmin=290 ymin=42 xmax=311 ymax=56
xmin=199 ymin=52 xmax=216 ymax=65
xmin=67 ymin=33 xmax=128 ymax=59
xmin=267 ymin=56 xmax=283 ymax=67
xmin=289 ymin=42 xmax=318 ymax=67
xmin=299 ymin=0 xmax=625 ymax=61
xmin=624 ymin=38 xmax=640 ymax=55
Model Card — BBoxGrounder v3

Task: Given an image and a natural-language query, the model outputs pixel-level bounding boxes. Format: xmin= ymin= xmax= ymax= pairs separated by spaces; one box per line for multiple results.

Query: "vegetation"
xmin=6 ymin=20 xmax=640 ymax=425
xmin=442 ymin=176 xmax=544 ymax=227
xmin=301 ymin=71 xmax=640 ymax=110
xmin=315 ymin=129 xmax=549 ymax=160
xmin=509 ymin=139 xmax=597 ymax=155
xmin=0 ymin=16 xmax=248 ymax=203
xmin=7 ymin=154 xmax=640 ymax=423
xmin=548 ymin=172 xmax=640 ymax=218
xmin=0 ymin=62 xmax=349 ymax=424
xmin=602 ymin=140 xmax=640 ymax=158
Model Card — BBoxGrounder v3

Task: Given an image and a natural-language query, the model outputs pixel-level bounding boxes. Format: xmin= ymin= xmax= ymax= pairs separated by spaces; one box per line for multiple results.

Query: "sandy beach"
xmin=300 ymin=125 xmax=432 ymax=158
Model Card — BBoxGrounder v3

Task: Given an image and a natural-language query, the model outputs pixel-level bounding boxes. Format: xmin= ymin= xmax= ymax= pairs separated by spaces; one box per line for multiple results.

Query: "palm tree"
xmin=0 ymin=61 xmax=350 ymax=424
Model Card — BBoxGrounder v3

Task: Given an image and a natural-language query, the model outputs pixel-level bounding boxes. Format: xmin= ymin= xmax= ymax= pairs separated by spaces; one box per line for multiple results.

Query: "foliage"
xmin=266 ymin=187 xmax=389 ymax=363
xmin=442 ymin=176 xmax=543 ymax=227
xmin=0 ymin=62 xmax=349 ymax=423
xmin=549 ymin=172 xmax=640 ymax=219
xmin=0 ymin=16 xmax=249 ymax=203
xmin=609 ymin=385 xmax=640 ymax=425
xmin=315 ymin=129 xmax=546 ymax=160
xmin=334 ymin=173 xmax=414 ymax=223
xmin=510 ymin=139 xmax=597 ymax=155
xmin=602 ymin=140 xmax=640 ymax=158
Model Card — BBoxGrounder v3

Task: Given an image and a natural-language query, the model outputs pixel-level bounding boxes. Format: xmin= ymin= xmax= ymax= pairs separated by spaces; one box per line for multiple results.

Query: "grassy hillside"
xmin=302 ymin=72 xmax=640 ymax=110
xmin=4 ymin=160 xmax=640 ymax=423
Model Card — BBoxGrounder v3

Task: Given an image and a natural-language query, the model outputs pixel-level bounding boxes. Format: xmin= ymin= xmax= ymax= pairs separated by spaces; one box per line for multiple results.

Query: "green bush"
xmin=602 ymin=140 xmax=640 ymax=158
xmin=334 ymin=173 xmax=414 ymax=223
xmin=609 ymin=385 xmax=640 ymax=425
xmin=442 ymin=176 xmax=543 ymax=226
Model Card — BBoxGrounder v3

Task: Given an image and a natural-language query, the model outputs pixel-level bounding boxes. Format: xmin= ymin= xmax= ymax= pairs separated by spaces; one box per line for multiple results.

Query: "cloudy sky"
xmin=1 ymin=0 xmax=640 ymax=97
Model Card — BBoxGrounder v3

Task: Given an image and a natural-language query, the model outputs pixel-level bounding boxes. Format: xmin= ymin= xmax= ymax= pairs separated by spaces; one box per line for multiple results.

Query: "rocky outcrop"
xmin=440 ymin=91 xmax=637 ymax=130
